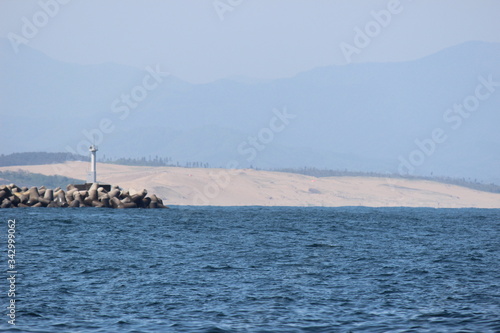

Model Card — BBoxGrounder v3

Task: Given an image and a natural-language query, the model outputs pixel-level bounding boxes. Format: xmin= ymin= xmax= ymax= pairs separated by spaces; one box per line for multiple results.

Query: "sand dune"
xmin=1 ymin=161 xmax=499 ymax=208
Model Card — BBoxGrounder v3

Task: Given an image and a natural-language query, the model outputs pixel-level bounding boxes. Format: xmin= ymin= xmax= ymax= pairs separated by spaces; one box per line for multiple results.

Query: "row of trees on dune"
xmin=1 ymin=152 xmax=499 ymax=194
xmin=0 ymin=152 xmax=209 ymax=169
xmin=273 ymin=167 xmax=500 ymax=194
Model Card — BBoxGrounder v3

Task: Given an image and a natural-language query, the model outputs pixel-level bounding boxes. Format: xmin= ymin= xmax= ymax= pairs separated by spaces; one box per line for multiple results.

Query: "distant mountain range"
xmin=1 ymin=38 xmax=499 ymax=183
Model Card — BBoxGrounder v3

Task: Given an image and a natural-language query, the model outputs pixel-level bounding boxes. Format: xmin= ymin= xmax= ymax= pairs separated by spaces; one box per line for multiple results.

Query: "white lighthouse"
xmin=88 ymin=145 xmax=98 ymax=184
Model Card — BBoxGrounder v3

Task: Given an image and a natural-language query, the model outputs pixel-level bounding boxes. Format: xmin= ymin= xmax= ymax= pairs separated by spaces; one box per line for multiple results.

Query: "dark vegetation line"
xmin=272 ymin=167 xmax=500 ymax=194
xmin=0 ymin=170 xmax=84 ymax=189
xmin=0 ymin=152 xmax=88 ymax=166
xmin=1 ymin=152 xmax=499 ymax=194
xmin=0 ymin=152 xmax=209 ymax=168
xmin=101 ymin=156 xmax=210 ymax=168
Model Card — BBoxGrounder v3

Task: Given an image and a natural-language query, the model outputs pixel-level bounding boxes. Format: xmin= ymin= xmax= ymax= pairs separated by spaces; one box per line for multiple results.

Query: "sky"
xmin=1 ymin=0 xmax=499 ymax=83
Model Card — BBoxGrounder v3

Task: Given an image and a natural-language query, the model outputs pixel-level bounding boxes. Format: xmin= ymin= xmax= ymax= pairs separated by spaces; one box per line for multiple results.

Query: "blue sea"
xmin=1 ymin=207 xmax=499 ymax=332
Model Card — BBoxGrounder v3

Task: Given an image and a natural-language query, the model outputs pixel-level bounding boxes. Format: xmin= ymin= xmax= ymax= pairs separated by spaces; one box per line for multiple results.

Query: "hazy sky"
xmin=1 ymin=0 xmax=499 ymax=83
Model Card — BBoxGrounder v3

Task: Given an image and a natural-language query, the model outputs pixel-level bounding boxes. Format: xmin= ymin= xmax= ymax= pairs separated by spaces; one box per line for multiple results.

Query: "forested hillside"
xmin=0 ymin=152 xmax=87 ymax=167
xmin=0 ymin=170 xmax=84 ymax=189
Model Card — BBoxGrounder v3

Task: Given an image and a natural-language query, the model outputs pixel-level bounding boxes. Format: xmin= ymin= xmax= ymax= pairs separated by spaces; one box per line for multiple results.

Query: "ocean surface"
xmin=1 ymin=207 xmax=499 ymax=332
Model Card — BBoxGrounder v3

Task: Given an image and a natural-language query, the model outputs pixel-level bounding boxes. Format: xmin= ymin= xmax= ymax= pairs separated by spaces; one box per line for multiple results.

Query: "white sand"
xmin=1 ymin=161 xmax=499 ymax=208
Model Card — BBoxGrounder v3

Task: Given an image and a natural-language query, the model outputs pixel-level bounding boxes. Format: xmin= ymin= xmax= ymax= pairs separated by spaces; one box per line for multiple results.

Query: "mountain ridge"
xmin=1 ymin=39 xmax=499 ymax=183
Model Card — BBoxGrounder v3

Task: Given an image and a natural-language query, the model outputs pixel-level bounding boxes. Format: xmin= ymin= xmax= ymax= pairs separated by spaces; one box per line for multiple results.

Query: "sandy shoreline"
xmin=1 ymin=161 xmax=499 ymax=208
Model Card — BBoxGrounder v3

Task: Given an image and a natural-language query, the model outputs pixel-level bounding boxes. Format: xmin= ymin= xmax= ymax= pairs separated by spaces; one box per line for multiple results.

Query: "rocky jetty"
xmin=0 ymin=183 xmax=167 ymax=209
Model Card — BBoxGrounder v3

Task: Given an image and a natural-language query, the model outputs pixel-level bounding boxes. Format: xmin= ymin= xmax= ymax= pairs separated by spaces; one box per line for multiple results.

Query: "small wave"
xmin=405 ymin=268 xmax=429 ymax=275
xmin=59 ymin=248 xmax=80 ymax=253
xmin=50 ymin=322 xmax=72 ymax=329
xmin=54 ymin=219 xmax=74 ymax=224
xmin=56 ymin=287 xmax=75 ymax=295
xmin=77 ymin=267 xmax=120 ymax=274
xmin=301 ymin=325 xmax=341 ymax=332
xmin=202 ymin=264 xmax=235 ymax=271
xmin=21 ymin=311 xmax=44 ymax=318
xmin=306 ymin=243 xmax=339 ymax=248
xmin=260 ymin=295 xmax=295 ymax=303
xmin=417 ymin=310 xmax=471 ymax=319
xmin=202 ymin=327 xmax=232 ymax=333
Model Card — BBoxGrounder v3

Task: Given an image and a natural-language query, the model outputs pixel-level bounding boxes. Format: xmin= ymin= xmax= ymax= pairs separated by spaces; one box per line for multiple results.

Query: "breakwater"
xmin=0 ymin=183 xmax=167 ymax=208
